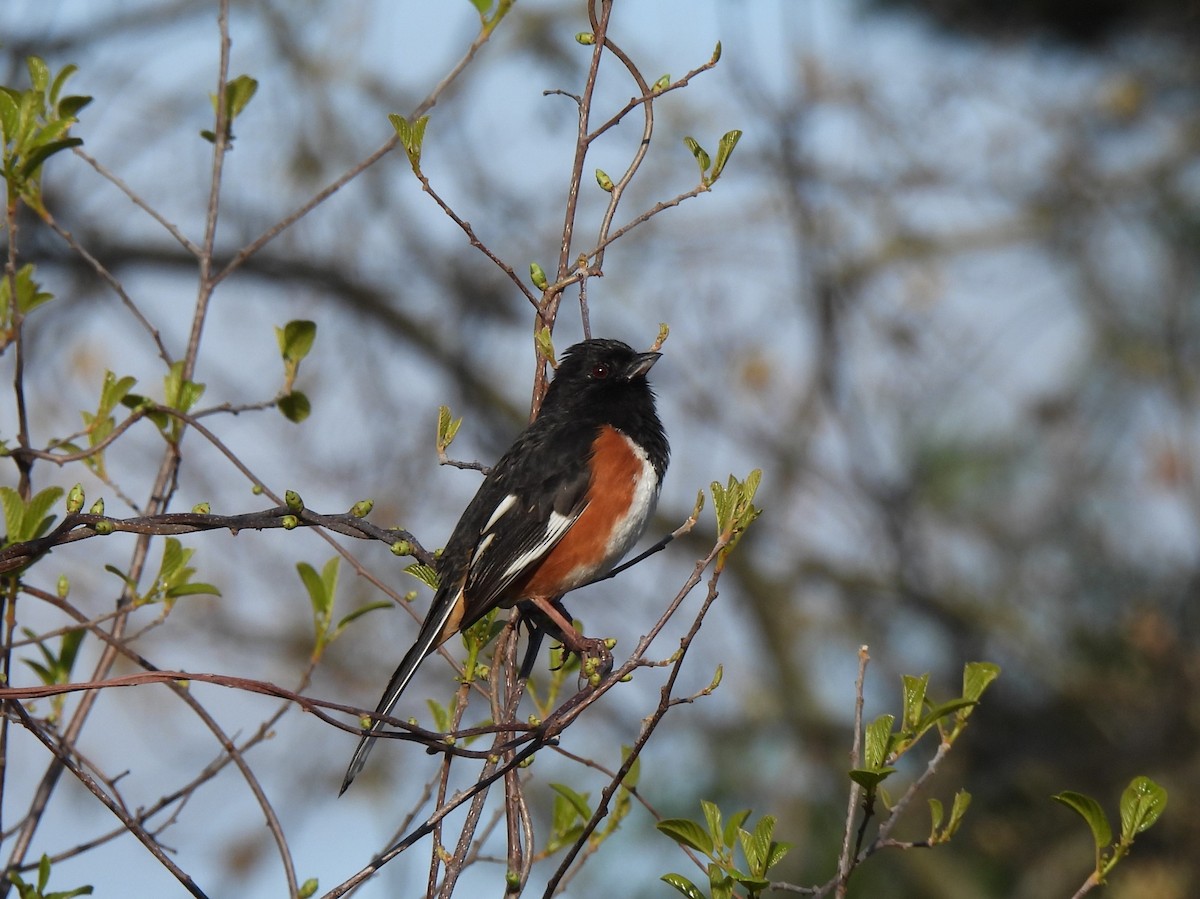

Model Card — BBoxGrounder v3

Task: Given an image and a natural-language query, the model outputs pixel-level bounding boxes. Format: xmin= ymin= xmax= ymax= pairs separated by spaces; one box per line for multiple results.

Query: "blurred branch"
xmin=0 ymin=505 xmax=431 ymax=576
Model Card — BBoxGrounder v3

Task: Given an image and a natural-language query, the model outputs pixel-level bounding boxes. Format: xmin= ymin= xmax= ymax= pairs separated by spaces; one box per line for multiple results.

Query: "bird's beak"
xmin=624 ymin=351 xmax=662 ymax=380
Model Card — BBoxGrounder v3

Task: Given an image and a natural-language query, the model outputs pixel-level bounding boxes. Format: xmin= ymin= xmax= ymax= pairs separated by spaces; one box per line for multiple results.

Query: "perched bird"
xmin=340 ymin=338 xmax=669 ymax=793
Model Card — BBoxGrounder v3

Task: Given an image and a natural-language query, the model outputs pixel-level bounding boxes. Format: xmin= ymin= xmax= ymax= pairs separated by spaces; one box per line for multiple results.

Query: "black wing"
xmin=440 ymin=420 xmax=596 ymax=628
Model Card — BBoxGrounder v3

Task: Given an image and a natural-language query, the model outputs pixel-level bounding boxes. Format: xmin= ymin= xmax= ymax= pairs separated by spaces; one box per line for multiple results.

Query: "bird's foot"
xmin=556 ymin=633 xmax=614 ymax=686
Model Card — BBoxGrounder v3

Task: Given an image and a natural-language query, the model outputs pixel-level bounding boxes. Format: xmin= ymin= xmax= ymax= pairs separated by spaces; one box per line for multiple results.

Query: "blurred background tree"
xmin=1 ymin=0 xmax=1195 ymax=896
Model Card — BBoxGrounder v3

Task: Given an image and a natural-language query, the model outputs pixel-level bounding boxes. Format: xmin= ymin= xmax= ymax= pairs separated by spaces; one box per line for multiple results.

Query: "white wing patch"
xmin=499 ymin=508 xmax=585 ymax=582
xmin=482 ymin=493 xmax=518 ymax=533
xmin=469 ymin=531 xmax=496 ymax=567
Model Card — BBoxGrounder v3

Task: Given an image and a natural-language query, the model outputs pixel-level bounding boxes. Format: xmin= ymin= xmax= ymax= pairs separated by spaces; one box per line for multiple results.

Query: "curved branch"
xmin=0 ymin=505 xmax=431 ymax=576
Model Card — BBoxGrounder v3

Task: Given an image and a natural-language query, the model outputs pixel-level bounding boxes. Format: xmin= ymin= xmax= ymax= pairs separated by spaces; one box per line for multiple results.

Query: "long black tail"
xmin=339 ymin=592 xmax=461 ymax=795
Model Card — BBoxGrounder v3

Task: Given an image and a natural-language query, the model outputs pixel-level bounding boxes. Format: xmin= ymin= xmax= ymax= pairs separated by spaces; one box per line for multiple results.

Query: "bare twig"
xmin=10 ymin=703 xmax=212 ymax=899
xmin=33 ymin=207 xmax=173 ymax=365
xmin=0 ymin=505 xmax=430 ymax=576
xmin=542 ymin=538 xmax=727 ymax=896
xmin=73 ymin=147 xmax=201 ymax=256
xmin=213 ymin=3 xmax=505 ymax=287
xmin=414 ymin=171 xmax=540 ymax=314
xmin=835 ymin=645 xmax=870 ymax=898
xmin=184 ymin=0 xmax=232 ymax=382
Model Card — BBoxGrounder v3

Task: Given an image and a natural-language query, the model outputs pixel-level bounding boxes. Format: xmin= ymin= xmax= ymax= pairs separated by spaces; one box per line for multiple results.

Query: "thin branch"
xmin=542 ymin=541 xmax=728 ymax=896
xmin=554 ymin=0 xmax=613 ymax=284
xmin=9 ymin=703 xmax=212 ymax=899
xmin=835 ymin=646 xmax=870 ymax=897
xmin=73 ymin=147 xmax=201 ymax=256
xmin=324 ymin=524 xmax=724 ymax=896
xmin=181 ymin=0 xmax=231 ymax=383
xmin=587 ymin=183 xmax=709 ymax=260
xmin=415 ymin=171 xmax=540 ymax=313
xmin=34 ymin=207 xmax=174 ymax=365
xmin=588 ymin=28 xmax=653 ymax=274
xmin=213 ymin=6 xmax=504 ymax=287
xmin=0 ymin=505 xmax=430 ymax=576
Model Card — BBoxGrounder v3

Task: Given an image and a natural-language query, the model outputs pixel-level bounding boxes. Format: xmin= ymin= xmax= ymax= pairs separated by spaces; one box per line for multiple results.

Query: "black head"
xmin=540 ymin=338 xmax=669 ymax=475
xmin=545 ymin=339 xmax=660 ymax=406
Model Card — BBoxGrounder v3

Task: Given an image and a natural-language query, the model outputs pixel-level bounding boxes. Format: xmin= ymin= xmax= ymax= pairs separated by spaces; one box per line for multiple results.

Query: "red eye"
xmin=590 ymin=363 xmax=610 ymax=379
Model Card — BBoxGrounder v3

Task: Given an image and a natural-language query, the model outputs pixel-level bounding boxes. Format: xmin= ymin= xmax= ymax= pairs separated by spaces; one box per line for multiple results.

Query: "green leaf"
xmin=734 ymin=876 xmax=772 ymax=895
xmin=160 ymin=536 xmax=184 ymax=578
xmin=388 ymin=113 xmax=429 ymax=172
xmin=708 ymin=865 xmax=736 ymax=899
xmin=766 ymin=839 xmax=792 ymax=869
xmin=27 ymin=486 xmax=64 ymax=540
xmin=0 ymin=87 xmax=20 ymax=140
xmin=276 ymin=319 xmax=317 ymax=363
xmin=711 ymin=470 xmax=763 ymax=566
xmin=27 ymin=57 xmax=50 ymax=93
xmin=279 ymin=391 xmax=311 ymax=423
xmin=205 ymin=74 xmax=257 ymax=143
xmin=404 ymin=562 xmax=440 ymax=591
xmin=18 ymin=137 xmax=83 ymax=178
xmin=1 ymin=487 xmax=23 ymax=543
xmin=550 ymin=782 xmax=592 ymax=822
xmin=901 ymin=673 xmax=929 ymax=732
xmin=723 ymin=808 xmax=751 ymax=852
xmin=849 ymin=767 xmax=897 ymax=790
xmin=104 ymin=564 xmax=138 ymax=591
xmin=426 ymin=697 xmax=452 ymax=733
xmin=60 ymin=629 xmax=85 ymax=670
xmin=657 ymin=818 xmax=715 ymax=856
xmin=551 ymin=784 xmax=584 ymax=833
xmin=98 ymin=371 xmax=138 ymax=417
xmin=535 ymin=326 xmax=556 ymax=368
xmin=298 ymin=878 xmax=318 ymax=899
xmin=56 ymin=94 xmax=92 ymax=120
xmin=1054 ymin=790 xmax=1112 ymax=853
xmin=0 ymin=264 xmax=53 ymax=318
xmin=165 ymin=582 xmax=220 ymax=598
xmin=683 ymin=136 xmax=710 ymax=175
xmin=707 ymin=130 xmax=742 ymax=185
xmin=962 ymin=661 xmax=1001 ymax=704
xmin=739 ymin=815 xmax=775 ymax=874
xmin=944 ymin=789 xmax=971 ymax=840
xmin=921 ymin=697 xmax=978 ymax=731
xmin=297 ymin=561 xmax=328 ymax=617
xmin=1 ymin=485 xmax=64 ymax=544
xmin=1119 ymin=776 xmax=1167 ymax=840
xmin=864 ymin=713 xmax=895 ymax=769
xmin=660 ymin=874 xmax=706 ymax=899
xmin=436 ymin=405 xmax=462 ymax=452
xmin=224 ymin=74 xmax=258 ymax=119
xmin=467 ymin=0 xmax=493 ymax=16
xmin=700 ymin=800 xmax=724 ymax=848
xmin=48 ymin=63 xmax=78 ymax=106
xmin=162 ymin=361 xmax=204 ymax=419
xmin=334 ymin=600 xmax=393 ymax=633
xmin=928 ymin=797 xmax=943 ymax=837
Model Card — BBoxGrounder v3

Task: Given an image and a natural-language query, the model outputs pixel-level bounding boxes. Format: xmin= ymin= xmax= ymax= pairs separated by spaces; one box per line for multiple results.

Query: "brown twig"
xmin=212 ymin=1 xmax=503 ymax=288
xmin=835 ymin=645 xmax=870 ymax=897
xmin=0 ymin=505 xmax=431 ymax=576
xmin=9 ymin=702 xmax=212 ymax=899
xmin=32 ymin=205 xmax=173 ymax=365
xmin=541 ymin=539 xmax=726 ymax=897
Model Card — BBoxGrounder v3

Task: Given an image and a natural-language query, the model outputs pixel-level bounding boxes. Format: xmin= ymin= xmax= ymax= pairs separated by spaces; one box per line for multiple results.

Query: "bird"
xmin=340 ymin=338 xmax=669 ymax=794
